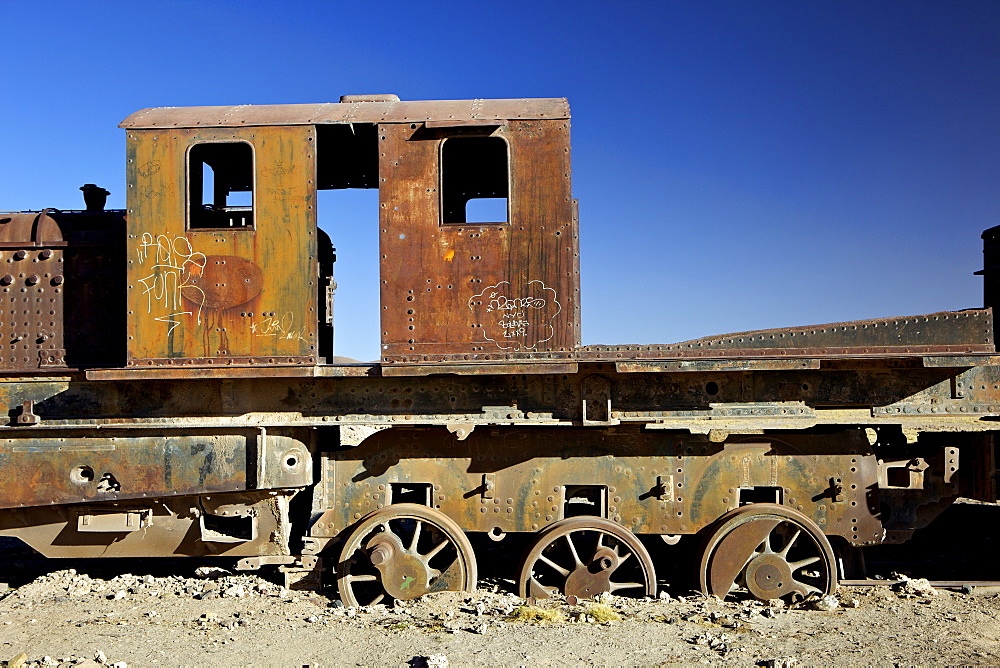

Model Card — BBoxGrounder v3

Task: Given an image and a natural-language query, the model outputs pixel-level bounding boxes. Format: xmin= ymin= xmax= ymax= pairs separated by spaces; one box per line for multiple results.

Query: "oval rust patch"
xmin=181 ymin=255 xmax=263 ymax=310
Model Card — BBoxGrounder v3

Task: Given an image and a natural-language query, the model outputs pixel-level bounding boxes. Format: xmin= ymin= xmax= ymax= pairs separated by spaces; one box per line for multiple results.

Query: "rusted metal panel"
xmin=0 ymin=490 xmax=296 ymax=558
xmin=125 ymin=125 xmax=318 ymax=366
xmin=0 ymin=430 xmax=310 ymax=509
xmin=616 ymin=359 xmax=821 ymax=372
xmin=378 ymin=119 xmax=579 ymax=361
xmin=86 ymin=363 xmax=374 ymax=381
xmin=12 ymin=359 xmax=1000 ymax=434
xmin=382 ymin=346 xmax=993 ymax=365
xmin=380 ymin=362 xmax=578 ymax=377
xmin=424 ymin=119 xmax=503 ymax=129
xmin=0 ymin=211 xmax=65 ymax=244
xmin=378 ymin=309 xmax=994 ymax=366
xmin=0 ymin=210 xmax=124 ymax=372
xmin=922 ymin=355 xmax=999 ymax=367
xmin=0 ymin=246 xmax=67 ymax=371
xmin=314 ymin=426 xmax=882 ymax=546
xmin=579 ymin=310 xmax=995 ymax=358
xmin=118 ymin=98 xmax=571 ymax=129
xmin=0 ymin=433 xmax=248 ymax=508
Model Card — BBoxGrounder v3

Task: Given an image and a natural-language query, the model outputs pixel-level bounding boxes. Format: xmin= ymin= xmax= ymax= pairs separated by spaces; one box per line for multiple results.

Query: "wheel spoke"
xmin=538 ymin=553 xmax=571 ymax=577
xmin=529 ymin=575 xmax=558 ymax=599
xmin=779 ymin=529 xmax=802 ymax=558
xmin=792 ymin=580 xmax=822 ymax=596
xmin=409 ymin=519 xmax=423 ymax=552
xmin=346 ymin=574 xmax=379 ymax=583
xmin=424 ymin=538 xmax=449 ymax=562
xmin=788 ymin=556 xmax=820 ymax=571
xmin=610 ymin=581 xmax=643 ymax=591
xmin=367 ymin=592 xmax=385 ymax=606
xmin=564 ymin=533 xmax=583 ymax=568
xmin=761 ymin=529 xmax=775 ymax=555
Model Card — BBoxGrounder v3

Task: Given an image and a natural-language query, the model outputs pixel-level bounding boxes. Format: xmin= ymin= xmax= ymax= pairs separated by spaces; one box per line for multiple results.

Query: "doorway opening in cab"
xmin=441 ymin=136 xmax=509 ymax=225
xmin=316 ymin=124 xmax=381 ymax=364
xmin=188 ymin=142 xmax=254 ymax=229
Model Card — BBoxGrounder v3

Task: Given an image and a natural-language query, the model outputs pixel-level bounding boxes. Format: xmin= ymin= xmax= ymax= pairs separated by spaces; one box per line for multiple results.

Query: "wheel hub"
xmin=564 ymin=546 xmax=619 ymax=598
xmin=744 ymin=554 xmax=793 ymax=599
xmin=366 ymin=533 xmax=433 ymax=600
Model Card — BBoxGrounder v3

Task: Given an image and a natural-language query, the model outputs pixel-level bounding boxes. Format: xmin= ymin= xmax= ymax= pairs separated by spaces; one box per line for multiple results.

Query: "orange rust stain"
xmin=444 ymin=249 xmax=455 ymax=262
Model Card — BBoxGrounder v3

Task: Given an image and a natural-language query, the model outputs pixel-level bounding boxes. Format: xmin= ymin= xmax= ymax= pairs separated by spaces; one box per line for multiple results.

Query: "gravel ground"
xmin=1 ymin=566 xmax=998 ymax=666
xmin=2 ymin=500 xmax=999 ymax=666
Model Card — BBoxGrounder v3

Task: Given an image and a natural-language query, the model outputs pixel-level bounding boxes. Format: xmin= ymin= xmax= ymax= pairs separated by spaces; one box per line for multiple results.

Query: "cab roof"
xmin=119 ymin=96 xmax=570 ymax=129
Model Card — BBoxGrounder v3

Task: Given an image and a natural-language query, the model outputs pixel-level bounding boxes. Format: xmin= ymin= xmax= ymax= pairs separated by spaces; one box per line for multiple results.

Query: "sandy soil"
xmin=1 ymin=565 xmax=998 ymax=667
xmin=3 ymin=500 xmax=999 ymax=666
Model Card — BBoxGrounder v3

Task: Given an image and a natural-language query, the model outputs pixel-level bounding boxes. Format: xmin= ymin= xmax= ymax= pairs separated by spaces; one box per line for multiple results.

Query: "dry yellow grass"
xmin=584 ymin=603 xmax=622 ymax=622
xmin=510 ymin=605 xmax=567 ymax=624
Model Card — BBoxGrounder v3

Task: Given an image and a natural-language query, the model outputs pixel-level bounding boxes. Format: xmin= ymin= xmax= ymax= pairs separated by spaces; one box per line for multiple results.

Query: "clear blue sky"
xmin=2 ymin=0 xmax=997 ymax=361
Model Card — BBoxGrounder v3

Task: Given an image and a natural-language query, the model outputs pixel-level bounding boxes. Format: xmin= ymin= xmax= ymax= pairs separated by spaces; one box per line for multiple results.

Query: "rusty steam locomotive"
xmin=0 ymin=95 xmax=996 ymax=605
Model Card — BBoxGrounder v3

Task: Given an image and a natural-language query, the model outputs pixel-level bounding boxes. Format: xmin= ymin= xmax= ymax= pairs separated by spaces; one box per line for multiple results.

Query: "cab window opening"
xmin=441 ymin=136 xmax=509 ymax=225
xmin=188 ymin=141 xmax=254 ymax=229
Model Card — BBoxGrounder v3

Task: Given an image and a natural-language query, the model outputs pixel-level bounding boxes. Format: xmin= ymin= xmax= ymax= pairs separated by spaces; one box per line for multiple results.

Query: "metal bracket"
xmin=301 ymin=536 xmax=330 ymax=556
xmin=235 ymin=555 xmax=296 ymax=571
xmin=324 ymin=278 xmax=336 ymax=326
xmin=38 ymin=348 xmax=66 ymax=367
xmin=582 ymin=375 xmax=618 ymax=425
xmin=16 ymin=400 xmax=39 ymax=426
xmin=944 ymin=447 xmax=959 ymax=484
xmin=482 ymin=473 xmax=496 ymax=499
xmin=77 ymin=508 xmax=151 ymax=533
xmin=447 ymin=422 xmax=476 ymax=441
xmin=708 ymin=402 xmax=813 ymax=418
xmin=655 ymin=475 xmax=674 ymax=501
xmin=830 ymin=477 xmax=845 ymax=503
xmin=339 ymin=424 xmax=392 ymax=446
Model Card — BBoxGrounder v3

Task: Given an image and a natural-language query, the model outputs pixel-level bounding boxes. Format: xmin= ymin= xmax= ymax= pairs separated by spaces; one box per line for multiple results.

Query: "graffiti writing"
xmin=135 ymin=233 xmax=207 ymax=327
xmin=137 ymin=160 xmax=161 ymax=178
xmin=251 ymin=312 xmax=309 ymax=343
xmin=486 ymin=296 xmax=546 ymax=313
xmin=469 ymin=280 xmax=561 ymax=351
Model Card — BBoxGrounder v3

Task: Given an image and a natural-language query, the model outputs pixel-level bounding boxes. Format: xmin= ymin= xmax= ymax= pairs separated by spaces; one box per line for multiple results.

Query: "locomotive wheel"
xmin=699 ymin=504 xmax=837 ymax=602
xmin=517 ymin=517 xmax=657 ymax=600
xmin=335 ymin=503 xmax=477 ymax=607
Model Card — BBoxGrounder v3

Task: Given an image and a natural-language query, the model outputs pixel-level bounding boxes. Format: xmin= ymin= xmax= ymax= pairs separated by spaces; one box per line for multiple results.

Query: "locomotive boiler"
xmin=0 ymin=95 xmax=996 ymax=606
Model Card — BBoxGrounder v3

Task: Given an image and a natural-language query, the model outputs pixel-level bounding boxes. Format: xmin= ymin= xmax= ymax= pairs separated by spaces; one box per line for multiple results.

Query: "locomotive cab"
xmin=0 ymin=95 xmax=997 ymax=606
xmin=119 ymin=96 xmax=580 ymax=368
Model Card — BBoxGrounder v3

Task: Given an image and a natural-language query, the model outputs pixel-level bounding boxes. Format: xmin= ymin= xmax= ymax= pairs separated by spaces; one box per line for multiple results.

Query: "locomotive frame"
xmin=0 ymin=94 xmax=997 ymax=605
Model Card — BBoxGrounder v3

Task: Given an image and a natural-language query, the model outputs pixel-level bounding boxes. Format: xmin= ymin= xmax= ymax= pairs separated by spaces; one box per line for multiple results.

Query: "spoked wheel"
xmin=517 ymin=517 xmax=657 ymax=600
xmin=699 ymin=504 xmax=837 ymax=602
xmin=336 ymin=503 xmax=477 ymax=607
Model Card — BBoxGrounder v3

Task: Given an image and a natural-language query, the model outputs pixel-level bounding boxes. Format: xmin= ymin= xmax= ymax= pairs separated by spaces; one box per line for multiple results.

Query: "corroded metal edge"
xmin=119 ymin=98 xmax=571 ymax=129
xmin=87 ymin=364 xmax=375 ymax=381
